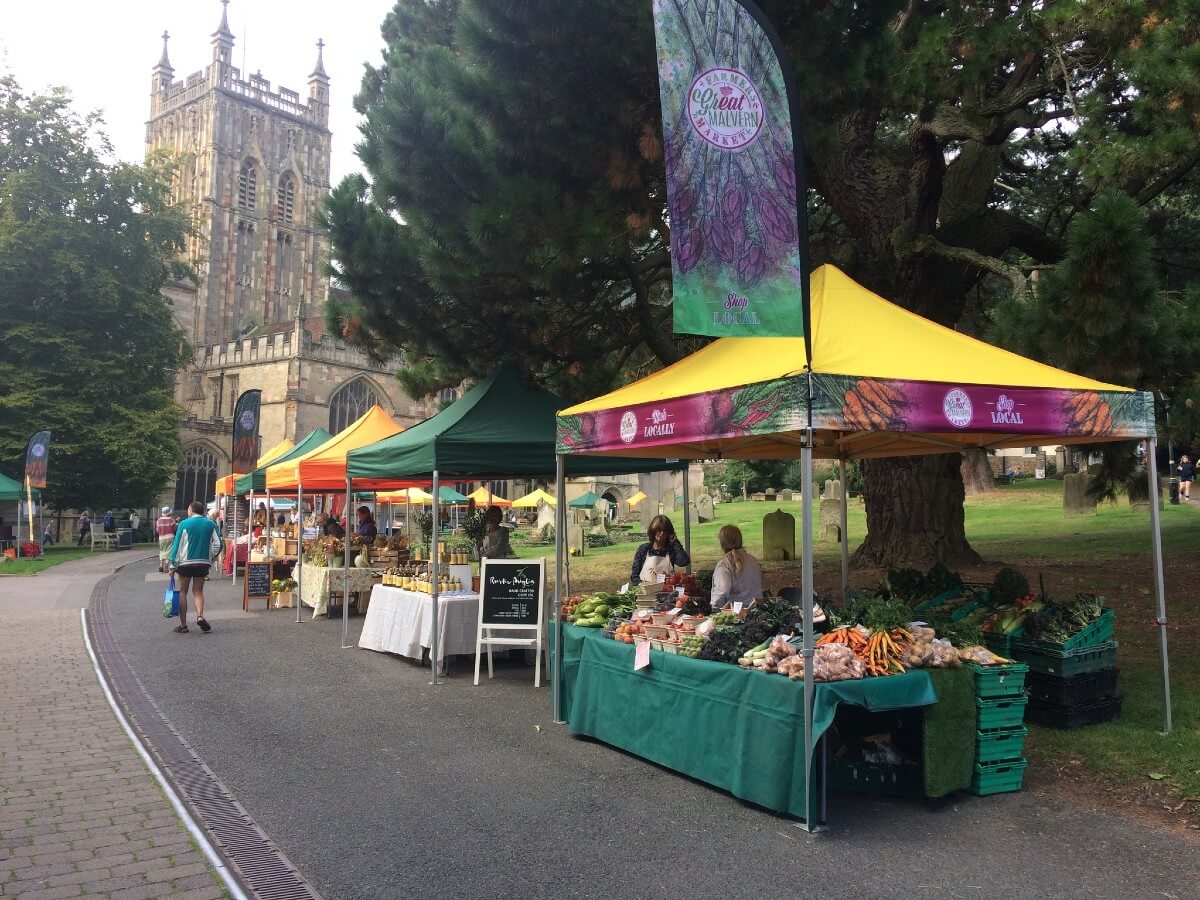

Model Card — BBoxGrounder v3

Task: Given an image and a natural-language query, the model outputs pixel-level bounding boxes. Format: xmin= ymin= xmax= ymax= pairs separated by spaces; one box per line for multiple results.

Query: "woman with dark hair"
xmin=711 ymin=525 xmax=763 ymax=608
xmin=630 ymin=514 xmax=690 ymax=585
xmin=1178 ymin=454 xmax=1194 ymax=501
xmin=481 ymin=505 xmax=513 ymax=558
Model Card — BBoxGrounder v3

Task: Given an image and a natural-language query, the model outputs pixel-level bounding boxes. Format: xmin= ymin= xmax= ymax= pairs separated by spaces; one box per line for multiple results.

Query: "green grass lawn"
xmin=510 ymin=478 xmax=1200 ymax=798
xmin=0 ymin=542 xmax=157 ymax=575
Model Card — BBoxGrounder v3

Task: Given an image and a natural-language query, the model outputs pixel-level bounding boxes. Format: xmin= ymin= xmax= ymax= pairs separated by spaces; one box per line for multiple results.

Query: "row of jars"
xmin=381 ymin=569 xmax=465 ymax=593
xmin=410 ymin=546 xmax=471 ymax=565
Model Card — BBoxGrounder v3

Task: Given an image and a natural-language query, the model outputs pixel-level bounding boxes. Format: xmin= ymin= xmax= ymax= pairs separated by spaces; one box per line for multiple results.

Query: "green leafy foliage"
xmin=0 ymin=77 xmax=190 ymax=511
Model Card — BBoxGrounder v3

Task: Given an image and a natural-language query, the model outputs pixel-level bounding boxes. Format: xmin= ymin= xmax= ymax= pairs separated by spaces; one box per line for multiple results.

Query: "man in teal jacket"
xmin=168 ymin=501 xmax=222 ymax=633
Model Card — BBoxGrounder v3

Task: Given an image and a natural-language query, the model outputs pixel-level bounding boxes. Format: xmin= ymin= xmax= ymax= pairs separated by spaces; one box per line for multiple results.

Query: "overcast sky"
xmin=1 ymin=0 xmax=396 ymax=185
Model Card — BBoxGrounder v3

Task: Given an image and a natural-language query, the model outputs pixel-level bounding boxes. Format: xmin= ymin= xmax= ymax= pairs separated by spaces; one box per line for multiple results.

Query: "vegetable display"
xmin=1022 ymin=592 xmax=1105 ymax=643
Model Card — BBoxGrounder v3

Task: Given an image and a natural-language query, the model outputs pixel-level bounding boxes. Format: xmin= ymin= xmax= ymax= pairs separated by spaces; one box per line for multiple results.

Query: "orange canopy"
xmin=265 ymin=406 xmax=411 ymax=491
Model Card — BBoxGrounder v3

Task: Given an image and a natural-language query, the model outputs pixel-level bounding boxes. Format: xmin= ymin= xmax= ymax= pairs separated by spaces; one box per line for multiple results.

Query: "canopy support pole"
xmin=342 ymin=474 xmax=352 ymax=650
xmin=295 ymin=483 xmax=304 ymax=624
xmin=838 ymin=456 xmax=849 ymax=603
xmin=681 ymin=465 xmax=692 ymax=572
xmin=430 ymin=471 xmax=441 ymax=685
xmin=236 ymin=492 xmax=250 ymax=588
xmin=800 ymin=428 xmax=820 ymax=832
xmin=553 ymin=454 xmax=566 ymax=724
xmin=1146 ymin=438 xmax=1172 ymax=733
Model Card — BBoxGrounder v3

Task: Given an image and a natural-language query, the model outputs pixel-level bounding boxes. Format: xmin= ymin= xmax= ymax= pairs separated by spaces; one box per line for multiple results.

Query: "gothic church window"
xmin=238 ymin=160 xmax=258 ymax=211
xmin=329 ymin=379 xmax=378 ymax=434
xmin=277 ymin=173 xmax=296 ymax=224
xmin=174 ymin=445 xmax=219 ymax=511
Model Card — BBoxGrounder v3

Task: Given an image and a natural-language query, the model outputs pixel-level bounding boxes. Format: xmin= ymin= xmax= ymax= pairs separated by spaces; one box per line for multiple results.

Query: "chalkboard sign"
xmin=479 ymin=559 xmax=544 ymax=627
xmin=243 ymin=561 xmax=272 ymax=611
xmin=476 ymin=558 xmax=545 ymax=687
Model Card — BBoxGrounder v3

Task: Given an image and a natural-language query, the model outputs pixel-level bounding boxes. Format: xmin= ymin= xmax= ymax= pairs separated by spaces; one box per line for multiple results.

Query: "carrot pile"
xmin=817 ymin=626 xmax=913 ymax=676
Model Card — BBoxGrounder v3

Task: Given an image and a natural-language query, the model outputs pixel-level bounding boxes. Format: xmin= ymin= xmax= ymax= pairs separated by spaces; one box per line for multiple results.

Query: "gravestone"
xmin=688 ymin=502 xmax=700 ymax=527
xmin=535 ymin=502 xmax=556 ymax=534
xmin=567 ymin=523 xmax=585 ymax=556
xmin=779 ymin=490 xmax=793 ymax=502
xmin=751 ymin=492 xmax=767 ymax=502
xmin=822 ymin=480 xmax=835 ymax=500
xmin=1063 ymin=473 xmax=1097 ymax=518
xmin=765 ymin=489 xmax=777 ymax=501
xmin=696 ymin=494 xmax=714 ymax=522
xmin=588 ymin=522 xmax=608 ymax=537
xmin=820 ymin=498 xmax=843 ymax=542
xmin=594 ymin=497 xmax=612 ymax=521
xmin=762 ymin=509 xmax=796 ymax=561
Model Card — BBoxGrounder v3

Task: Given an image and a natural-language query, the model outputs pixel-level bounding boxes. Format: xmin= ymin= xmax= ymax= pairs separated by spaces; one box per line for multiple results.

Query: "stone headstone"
xmin=762 ymin=509 xmax=796 ymax=561
xmin=779 ymin=490 xmax=793 ymax=502
xmin=832 ymin=479 xmax=842 ymax=499
xmin=696 ymin=494 xmax=714 ymax=522
xmin=765 ymin=489 xmax=777 ymax=501
xmin=536 ymin=502 xmax=556 ymax=534
xmin=1063 ymin=473 xmax=1097 ymax=518
xmin=688 ymin=503 xmax=700 ymax=527
xmin=594 ymin=497 xmax=611 ymax=519
xmin=588 ymin=522 xmax=608 ymax=537
xmin=751 ymin=492 xmax=767 ymax=502
xmin=567 ymin=523 xmax=585 ymax=556
xmin=820 ymin=498 xmax=844 ymax=543
xmin=822 ymin=480 xmax=835 ymax=500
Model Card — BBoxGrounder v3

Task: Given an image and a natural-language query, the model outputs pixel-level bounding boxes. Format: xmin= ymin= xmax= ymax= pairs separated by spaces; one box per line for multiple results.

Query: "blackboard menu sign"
xmin=244 ymin=561 xmax=272 ymax=607
xmin=479 ymin=559 xmax=544 ymax=629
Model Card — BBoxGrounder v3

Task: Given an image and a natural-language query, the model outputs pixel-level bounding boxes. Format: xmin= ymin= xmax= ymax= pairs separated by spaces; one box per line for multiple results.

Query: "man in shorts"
xmin=167 ymin=501 xmax=222 ymax=633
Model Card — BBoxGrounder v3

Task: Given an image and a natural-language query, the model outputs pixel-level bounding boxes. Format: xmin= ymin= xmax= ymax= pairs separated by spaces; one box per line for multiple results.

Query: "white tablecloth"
xmin=359 ymin=586 xmax=490 ymax=664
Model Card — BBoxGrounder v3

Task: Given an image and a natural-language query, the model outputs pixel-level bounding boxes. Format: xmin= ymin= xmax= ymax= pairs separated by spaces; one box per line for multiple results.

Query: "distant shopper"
xmin=322 ymin=513 xmax=345 ymax=538
xmin=1179 ymin=455 xmax=1195 ymax=500
xmin=168 ymin=501 xmax=222 ymax=634
xmin=101 ymin=510 xmax=116 ymax=533
xmin=355 ymin=506 xmax=378 ymax=541
xmin=129 ymin=511 xmax=140 ymax=540
xmin=710 ymin=525 xmax=763 ymax=609
xmin=76 ymin=511 xmax=92 ymax=546
xmin=42 ymin=522 xmax=56 ymax=546
xmin=155 ymin=506 xmax=177 ymax=573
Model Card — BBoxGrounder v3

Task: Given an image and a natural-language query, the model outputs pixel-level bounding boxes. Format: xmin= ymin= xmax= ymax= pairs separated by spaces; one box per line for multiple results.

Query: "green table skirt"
xmin=556 ymin=624 xmax=936 ymax=821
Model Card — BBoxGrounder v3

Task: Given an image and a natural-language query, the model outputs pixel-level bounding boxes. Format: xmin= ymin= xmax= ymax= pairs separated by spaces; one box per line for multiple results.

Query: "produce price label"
xmin=634 ymin=639 xmax=651 ymax=671
xmin=480 ymin=560 xmax=542 ymax=628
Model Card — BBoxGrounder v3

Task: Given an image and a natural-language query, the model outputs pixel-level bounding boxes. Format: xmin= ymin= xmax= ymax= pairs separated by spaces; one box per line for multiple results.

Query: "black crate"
xmin=1025 ymin=669 xmax=1119 ymax=707
xmin=1026 ymin=694 xmax=1123 ymax=729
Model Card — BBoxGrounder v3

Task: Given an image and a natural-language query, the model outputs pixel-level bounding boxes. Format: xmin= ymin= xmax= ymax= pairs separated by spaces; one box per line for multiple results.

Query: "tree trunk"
xmin=960 ymin=449 xmax=996 ymax=496
xmin=851 ymin=454 xmax=982 ymax=569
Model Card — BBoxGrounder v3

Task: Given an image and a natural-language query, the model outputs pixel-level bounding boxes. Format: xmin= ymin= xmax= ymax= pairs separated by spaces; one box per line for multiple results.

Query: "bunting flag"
xmin=231 ymin=390 xmax=263 ymax=475
xmin=651 ymin=0 xmax=810 ymax=346
xmin=24 ymin=431 xmax=51 ymax=490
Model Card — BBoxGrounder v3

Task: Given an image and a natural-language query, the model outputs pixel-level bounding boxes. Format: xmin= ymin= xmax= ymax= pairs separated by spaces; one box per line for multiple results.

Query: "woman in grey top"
xmin=711 ymin=525 xmax=763 ymax=609
xmin=480 ymin=505 xmax=513 ymax=558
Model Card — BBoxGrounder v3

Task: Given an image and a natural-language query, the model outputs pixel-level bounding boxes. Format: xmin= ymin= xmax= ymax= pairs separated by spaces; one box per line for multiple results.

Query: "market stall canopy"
xmin=626 ymin=490 xmax=648 ymax=508
xmin=216 ymin=438 xmax=295 ymax=495
xmin=346 ymin=363 xmax=680 ymax=481
xmin=512 ymin=488 xmax=557 ymax=508
xmin=234 ymin=429 xmax=331 ymax=495
xmin=0 ymin=472 xmax=38 ymax=502
xmin=266 ymin=407 xmax=411 ymax=491
xmin=376 ymin=487 xmax=433 ymax=504
xmin=467 ymin=487 xmax=512 ymax=507
xmin=435 ymin=487 xmax=469 ymax=504
xmin=568 ymin=491 xmax=601 ymax=509
xmin=556 ymin=265 xmax=1155 ymax=460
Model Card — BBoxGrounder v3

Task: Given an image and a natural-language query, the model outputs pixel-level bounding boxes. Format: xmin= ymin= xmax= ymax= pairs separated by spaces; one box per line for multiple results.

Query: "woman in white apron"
xmin=630 ymin=515 xmax=691 ymax=585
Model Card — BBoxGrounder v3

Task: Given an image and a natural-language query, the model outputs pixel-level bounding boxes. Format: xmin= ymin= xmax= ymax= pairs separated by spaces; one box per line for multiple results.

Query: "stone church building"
xmin=147 ymin=4 xmax=444 ymax=510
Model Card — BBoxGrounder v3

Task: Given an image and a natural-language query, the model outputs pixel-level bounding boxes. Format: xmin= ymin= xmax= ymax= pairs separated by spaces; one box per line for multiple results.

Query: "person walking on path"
xmin=41 ymin=522 xmax=56 ymax=546
xmin=167 ymin=501 xmax=222 ymax=634
xmin=1178 ymin=455 xmax=1195 ymax=501
xmin=130 ymin=509 xmax=141 ymax=540
xmin=76 ymin=509 xmax=92 ymax=546
xmin=155 ymin=506 xmax=177 ymax=572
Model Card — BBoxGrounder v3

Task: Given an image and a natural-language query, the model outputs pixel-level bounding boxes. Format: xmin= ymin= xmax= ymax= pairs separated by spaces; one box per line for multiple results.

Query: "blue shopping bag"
xmin=163 ymin=574 xmax=180 ymax=618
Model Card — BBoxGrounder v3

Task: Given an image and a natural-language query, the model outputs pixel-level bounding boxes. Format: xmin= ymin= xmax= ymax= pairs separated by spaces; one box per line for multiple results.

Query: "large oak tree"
xmin=326 ymin=1 xmax=1200 ymax=566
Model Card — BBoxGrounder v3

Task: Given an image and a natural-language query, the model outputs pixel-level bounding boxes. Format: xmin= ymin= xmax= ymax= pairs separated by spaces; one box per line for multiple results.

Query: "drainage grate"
xmin=89 ymin=570 xmax=323 ymax=900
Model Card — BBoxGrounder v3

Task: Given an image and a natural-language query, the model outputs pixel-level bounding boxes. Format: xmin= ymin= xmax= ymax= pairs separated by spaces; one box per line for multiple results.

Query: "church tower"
xmin=146 ymin=0 xmax=332 ymax=347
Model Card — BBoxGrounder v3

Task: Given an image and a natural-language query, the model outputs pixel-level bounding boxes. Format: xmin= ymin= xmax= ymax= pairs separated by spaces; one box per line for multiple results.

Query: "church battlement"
xmin=195 ymin=332 xmax=390 ymax=372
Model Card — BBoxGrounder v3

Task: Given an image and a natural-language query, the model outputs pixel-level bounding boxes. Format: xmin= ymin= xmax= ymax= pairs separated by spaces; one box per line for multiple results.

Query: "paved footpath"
xmin=0 ymin=553 xmax=228 ymax=900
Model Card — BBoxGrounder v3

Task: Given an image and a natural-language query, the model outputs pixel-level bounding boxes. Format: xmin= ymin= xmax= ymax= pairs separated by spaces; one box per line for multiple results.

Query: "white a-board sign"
xmin=475 ymin=557 xmax=544 ymax=687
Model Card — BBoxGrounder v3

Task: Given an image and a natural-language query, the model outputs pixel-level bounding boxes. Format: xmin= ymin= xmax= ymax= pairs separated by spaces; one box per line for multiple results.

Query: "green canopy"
xmin=234 ymin=429 xmax=332 ymax=495
xmin=437 ymin=487 xmax=469 ymax=503
xmin=347 ymin=364 xmax=680 ymax=481
xmin=0 ymin=471 xmax=38 ymax=502
xmin=568 ymin=491 xmax=601 ymax=509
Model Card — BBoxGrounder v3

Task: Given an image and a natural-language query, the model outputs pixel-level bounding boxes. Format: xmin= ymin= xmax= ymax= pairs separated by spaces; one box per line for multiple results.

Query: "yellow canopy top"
xmin=511 ymin=488 xmax=557 ymax=507
xmin=375 ymin=487 xmax=434 ymax=504
xmin=265 ymin=406 xmax=407 ymax=491
xmin=562 ymin=265 xmax=1128 ymax=416
xmin=215 ymin=438 xmax=296 ymax=494
xmin=626 ymin=490 xmax=648 ymax=507
xmin=467 ymin=486 xmax=513 ymax=506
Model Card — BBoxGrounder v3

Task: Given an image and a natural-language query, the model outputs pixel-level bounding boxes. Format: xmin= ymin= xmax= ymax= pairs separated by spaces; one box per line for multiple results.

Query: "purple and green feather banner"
xmin=652 ymin=0 xmax=810 ymax=343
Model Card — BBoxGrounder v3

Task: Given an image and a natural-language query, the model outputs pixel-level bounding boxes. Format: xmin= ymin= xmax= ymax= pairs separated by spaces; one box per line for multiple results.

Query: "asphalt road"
xmin=104 ymin=560 xmax=1198 ymax=899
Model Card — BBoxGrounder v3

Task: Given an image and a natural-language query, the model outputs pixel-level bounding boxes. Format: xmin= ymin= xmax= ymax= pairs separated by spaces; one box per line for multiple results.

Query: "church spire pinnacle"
xmin=211 ymin=0 xmax=234 ymax=66
xmin=156 ymin=31 xmax=172 ymax=71
xmin=310 ymin=38 xmax=328 ymax=80
xmin=215 ymin=0 xmax=233 ymax=39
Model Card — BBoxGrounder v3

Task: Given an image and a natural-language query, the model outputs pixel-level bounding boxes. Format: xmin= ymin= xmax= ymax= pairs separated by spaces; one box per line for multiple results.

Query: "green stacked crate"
xmin=968 ymin=662 xmax=1029 ymax=795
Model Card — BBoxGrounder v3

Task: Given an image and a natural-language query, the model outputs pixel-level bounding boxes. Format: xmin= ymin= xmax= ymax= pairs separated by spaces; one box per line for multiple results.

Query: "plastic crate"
xmin=975 ymin=726 xmax=1027 ymax=765
xmin=826 ymin=760 xmax=924 ymax=799
xmin=1010 ymin=641 xmax=1118 ymax=677
xmin=1026 ymin=695 xmax=1122 ymax=729
xmin=1025 ymin=669 xmax=1119 ymax=706
xmin=911 ymin=585 xmax=965 ymax=619
xmin=970 ymin=758 xmax=1028 ymax=796
xmin=1011 ymin=609 xmax=1115 ymax=654
xmin=976 ymin=695 xmax=1029 ymax=731
xmin=968 ymin=661 xmax=1028 ymax=699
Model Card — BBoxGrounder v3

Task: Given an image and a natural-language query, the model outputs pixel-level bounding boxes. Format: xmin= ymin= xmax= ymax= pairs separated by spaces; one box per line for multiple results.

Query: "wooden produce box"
xmin=272 ymin=538 xmax=299 ymax=558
